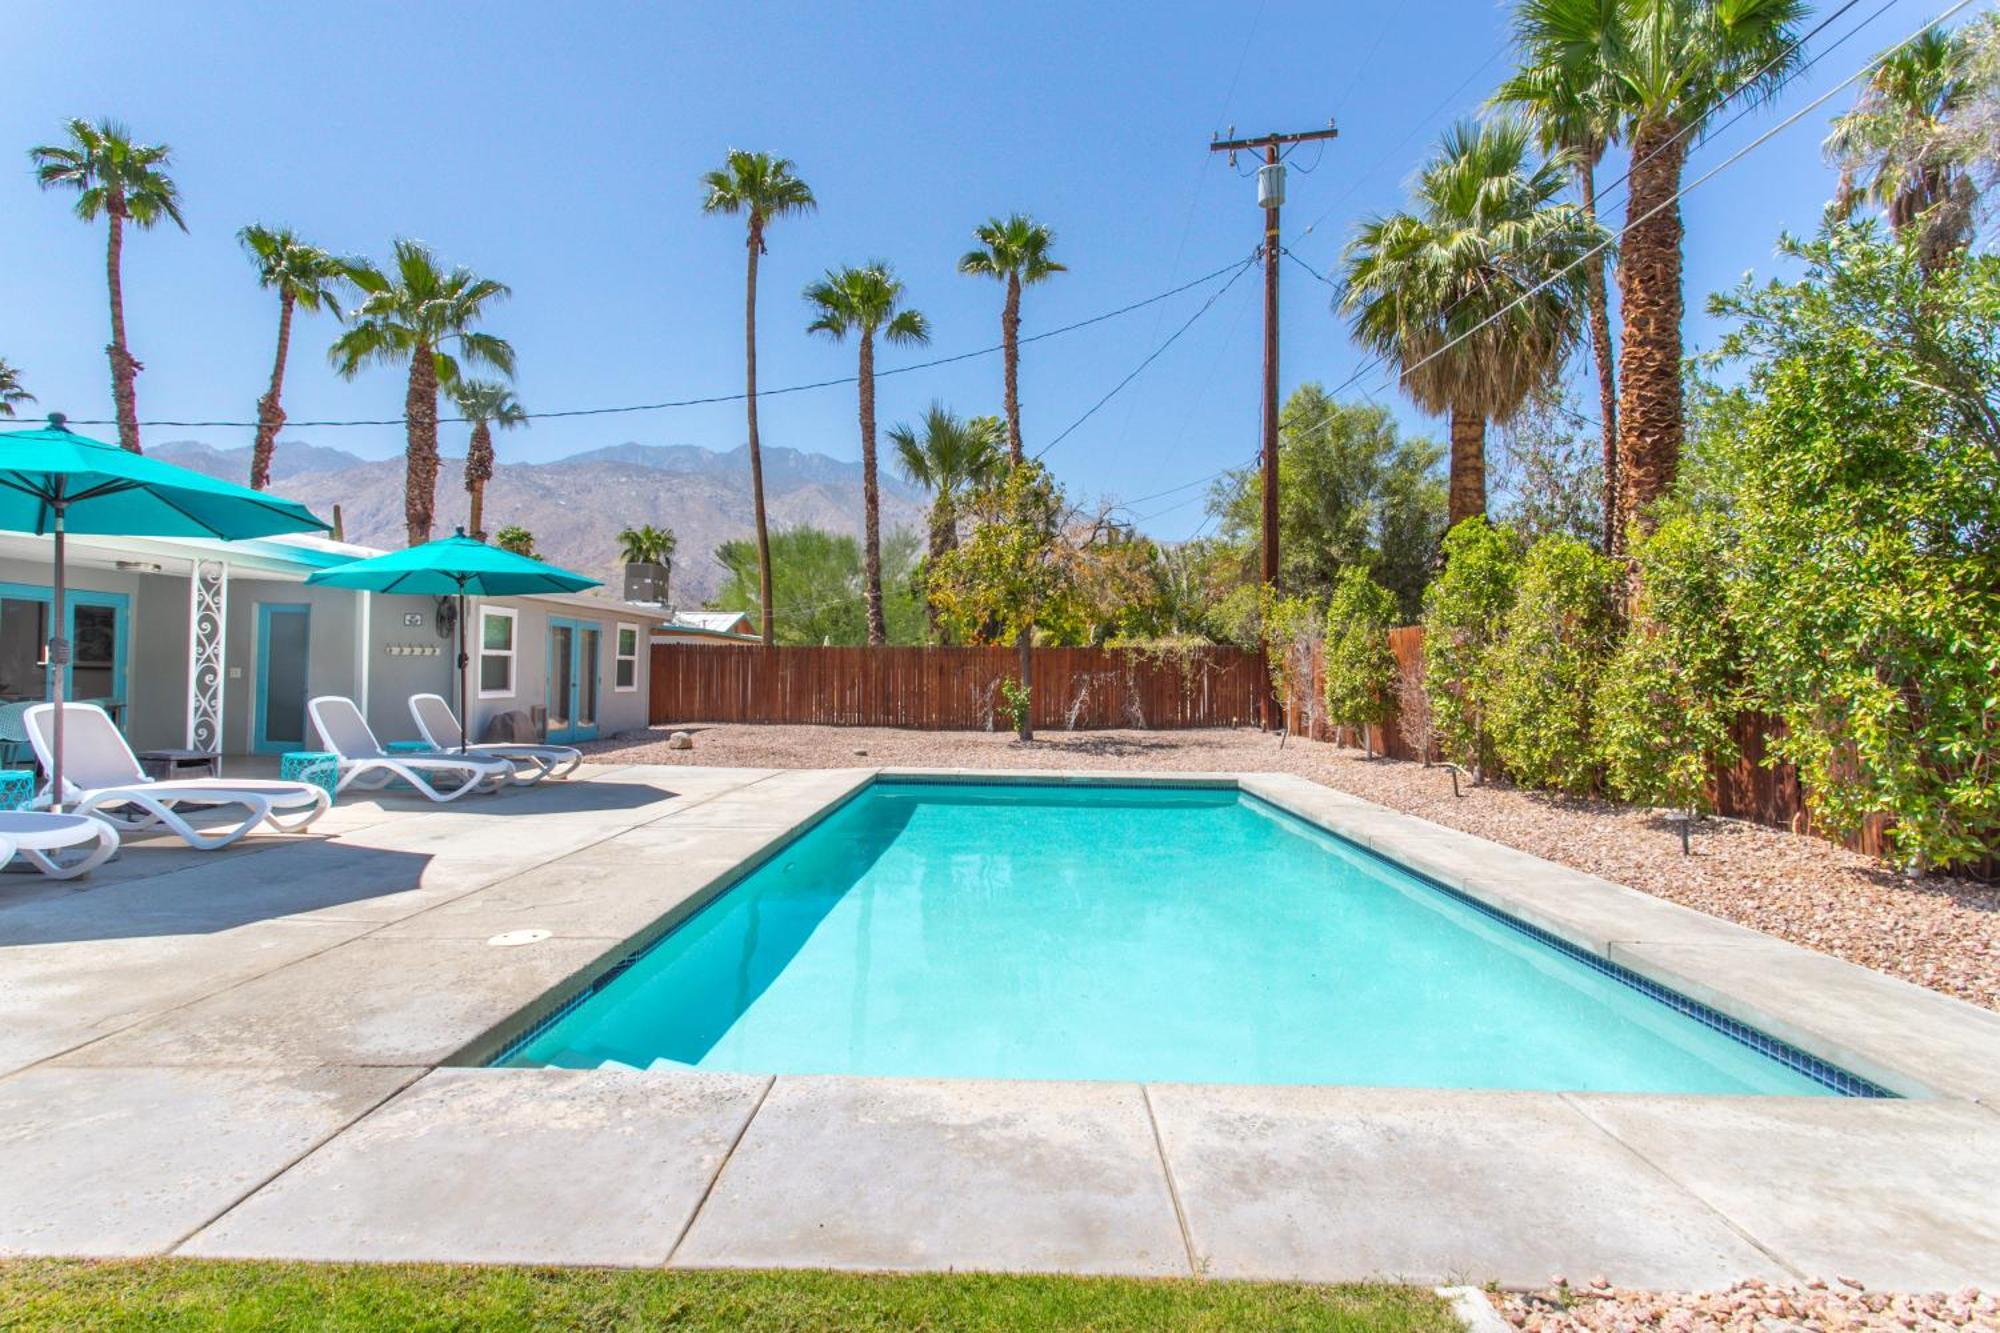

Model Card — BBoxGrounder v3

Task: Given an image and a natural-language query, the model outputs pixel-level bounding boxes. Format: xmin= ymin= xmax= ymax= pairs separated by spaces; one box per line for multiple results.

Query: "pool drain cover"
xmin=487 ymin=929 xmax=551 ymax=947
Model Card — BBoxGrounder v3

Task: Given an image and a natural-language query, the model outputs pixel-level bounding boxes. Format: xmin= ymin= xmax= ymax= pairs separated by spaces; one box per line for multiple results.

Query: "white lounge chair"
xmin=24 ymin=703 xmax=330 ymax=852
xmin=0 ymin=810 xmax=119 ymax=879
xmin=308 ymin=696 xmax=513 ymax=803
xmin=408 ymin=693 xmax=583 ymax=784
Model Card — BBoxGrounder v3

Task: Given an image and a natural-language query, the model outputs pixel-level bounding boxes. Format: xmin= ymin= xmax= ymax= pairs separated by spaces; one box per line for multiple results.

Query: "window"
xmin=478 ymin=606 xmax=517 ymax=698
xmin=614 ymin=622 xmax=640 ymax=691
xmin=0 ymin=585 xmax=127 ymax=705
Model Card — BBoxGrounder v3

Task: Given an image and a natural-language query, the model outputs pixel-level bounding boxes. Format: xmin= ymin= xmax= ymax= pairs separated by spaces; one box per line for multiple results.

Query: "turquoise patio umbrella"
xmin=0 ymin=413 xmax=332 ymax=808
xmin=305 ymin=528 xmax=601 ymax=752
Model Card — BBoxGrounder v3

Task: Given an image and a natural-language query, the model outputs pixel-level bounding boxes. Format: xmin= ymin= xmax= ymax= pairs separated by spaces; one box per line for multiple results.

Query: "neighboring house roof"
xmin=673 ymin=610 xmax=756 ymax=635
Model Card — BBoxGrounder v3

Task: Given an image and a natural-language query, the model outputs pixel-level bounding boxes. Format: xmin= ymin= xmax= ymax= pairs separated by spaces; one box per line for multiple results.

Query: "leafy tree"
xmin=616 ymin=524 xmax=678 ymax=566
xmin=805 ymin=262 xmax=930 ymax=645
xmin=0 ymin=359 xmax=34 ymax=418
xmin=712 ymin=524 xmax=921 ymax=647
xmin=1509 ymin=0 xmax=1804 ymax=534
xmin=1341 ymin=117 xmax=1600 ymax=524
xmin=449 ymin=379 xmax=525 ymax=543
xmin=927 ymin=461 xmax=1087 ymax=740
xmin=1826 ymin=26 xmax=1982 ymax=273
xmin=239 ymin=225 xmax=347 ymax=490
xmin=890 ymin=404 xmax=1006 ymax=639
xmin=701 ymin=150 xmax=817 ymax=645
xmin=331 ymin=241 xmax=514 ymax=546
xmin=1421 ymin=520 xmax=1522 ymax=780
xmin=1322 ymin=566 xmax=1400 ymax=757
xmin=1490 ymin=389 xmax=1605 ymax=548
xmin=1258 ymin=587 xmax=1326 ymax=741
xmin=30 ymin=117 xmax=186 ymax=453
xmin=1486 ymin=533 xmax=1620 ymax=793
xmin=958 ymin=214 xmax=1066 ymax=464
xmin=1207 ymin=385 xmax=1446 ymax=621
xmin=1494 ymin=3 xmax=1625 ymax=552
xmin=1706 ymin=225 xmax=1999 ymax=871
xmin=1597 ymin=510 xmax=1743 ymax=815
xmin=493 ymin=524 xmax=536 ymax=557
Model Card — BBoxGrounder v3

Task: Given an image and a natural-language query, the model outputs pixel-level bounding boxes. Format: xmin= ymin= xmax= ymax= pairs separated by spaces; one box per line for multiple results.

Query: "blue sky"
xmin=4 ymin=0 xmax=1925 ymax=539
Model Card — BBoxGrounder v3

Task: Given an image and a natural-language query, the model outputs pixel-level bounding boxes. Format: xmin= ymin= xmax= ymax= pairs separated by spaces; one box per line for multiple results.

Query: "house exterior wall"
xmin=222 ymin=580 xmax=375 ymax=754
xmin=468 ymin=597 xmax=651 ymax=742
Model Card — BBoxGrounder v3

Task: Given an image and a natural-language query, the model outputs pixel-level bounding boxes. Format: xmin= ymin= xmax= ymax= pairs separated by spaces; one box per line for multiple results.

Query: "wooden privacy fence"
xmin=650 ymin=644 xmax=1263 ymax=731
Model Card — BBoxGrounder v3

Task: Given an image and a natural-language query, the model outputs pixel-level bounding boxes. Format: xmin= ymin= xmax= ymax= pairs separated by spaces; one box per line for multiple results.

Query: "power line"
xmin=54 ymin=256 xmax=1256 ymax=431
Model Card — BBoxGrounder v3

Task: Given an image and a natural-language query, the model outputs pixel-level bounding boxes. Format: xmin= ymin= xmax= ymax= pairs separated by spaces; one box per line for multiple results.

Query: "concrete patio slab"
xmin=184 ymin=1068 xmax=769 ymax=1266
xmin=1568 ymin=1094 xmax=2000 ymax=1288
xmin=1146 ymin=1083 xmax=1787 ymax=1289
xmin=0 ymin=1064 xmax=412 ymax=1256
xmin=673 ymin=1075 xmax=1191 ymax=1276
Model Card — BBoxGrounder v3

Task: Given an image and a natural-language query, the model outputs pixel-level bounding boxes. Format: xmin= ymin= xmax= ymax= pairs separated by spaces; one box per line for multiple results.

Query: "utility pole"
xmin=1211 ymin=122 xmax=1337 ymax=730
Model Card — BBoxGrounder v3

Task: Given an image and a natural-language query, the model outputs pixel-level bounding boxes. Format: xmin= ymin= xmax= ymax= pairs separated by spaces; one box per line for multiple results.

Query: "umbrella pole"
xmin=457 ymin=590 xmax=469 ymax=755
xmin=48 ymin=506 xmax=67 ymax=815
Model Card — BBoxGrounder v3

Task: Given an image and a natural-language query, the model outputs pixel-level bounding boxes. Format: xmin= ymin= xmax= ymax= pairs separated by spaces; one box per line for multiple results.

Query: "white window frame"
xmin=613 ymin=621 xmax=641 ymax=692
xmin=477 ymin=605 xmax=518 ymax=699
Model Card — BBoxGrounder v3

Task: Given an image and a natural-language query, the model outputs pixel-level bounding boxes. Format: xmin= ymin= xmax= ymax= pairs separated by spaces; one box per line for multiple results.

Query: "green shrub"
xmin=1420 ymin=520 xmax=1521 ymax=778
xmin=1322 ymin=566 xmax=1399 ymax=756
xmin=1485 ymin=533 xmax=1619 ymax=794
xmin=1597 ymin=512 xmax=1742 ymax=814
xmin=999 ymin=677 xmax=1032 ymax=736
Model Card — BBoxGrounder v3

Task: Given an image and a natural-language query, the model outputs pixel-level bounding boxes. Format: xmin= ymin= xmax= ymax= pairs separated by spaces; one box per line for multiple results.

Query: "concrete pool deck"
xmin=1 ymin=764 xmax=1997 ymax=1288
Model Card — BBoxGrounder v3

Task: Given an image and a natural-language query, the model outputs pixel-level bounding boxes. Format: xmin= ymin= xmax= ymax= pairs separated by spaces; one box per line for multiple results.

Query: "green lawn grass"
xmin=0 ymin=1259 xmax=1456 ymax=1331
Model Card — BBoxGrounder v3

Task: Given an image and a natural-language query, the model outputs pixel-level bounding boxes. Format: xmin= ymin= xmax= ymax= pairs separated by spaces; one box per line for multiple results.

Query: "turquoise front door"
xmin=254 ymin=603 xmax=312 ymax=754
xmin=546 ymin=617 xmax=601 ymax=743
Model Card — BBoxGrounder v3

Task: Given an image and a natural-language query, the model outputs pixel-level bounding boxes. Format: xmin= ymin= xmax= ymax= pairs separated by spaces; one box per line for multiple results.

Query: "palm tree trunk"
xmin=250 ymin=293 xmax=294 ymax=491
xmin=858 ymin=331 xmax=886 ymax=646
xmin=1446 ymin=405 xmax=1487 ymax=527
xmin=404 ymin=346 xmax=440 ymax=546
xmin=1577 ymin=155 xmax=1619 ymax=556
xmin=466 ymin=420 xmax=494 ymax=542
xmin=1002 ymin=271 xmax=1023 ymax=463
xmin=105 ymin=198 xmax=141 ymax=454
xmin=745 ymin=218 xmax=775 ymax=646
xmin=1616 ymin=120 xmax=1687 ymax=538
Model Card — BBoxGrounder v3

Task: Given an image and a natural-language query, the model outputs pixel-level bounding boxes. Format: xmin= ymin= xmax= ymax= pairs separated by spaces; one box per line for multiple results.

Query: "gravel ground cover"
xmin=1494 ymin=1278 xmax=2000 ymax=1331
xmin=586 ymin=723 xmax=2000 ymax=1012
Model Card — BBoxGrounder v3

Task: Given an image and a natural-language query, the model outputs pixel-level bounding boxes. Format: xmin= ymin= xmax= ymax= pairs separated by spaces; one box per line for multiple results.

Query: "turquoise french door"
xmin=0 ymin=582 xmax=128 ymax=707
xmin=253 ymin=603 xmax=312 ymax=754
xmin=546 ymin=617 xmax=601 ymax=743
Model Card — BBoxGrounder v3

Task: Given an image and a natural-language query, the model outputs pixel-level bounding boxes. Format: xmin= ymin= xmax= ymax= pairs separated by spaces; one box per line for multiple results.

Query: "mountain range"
xmin=150 ymin=439 xmax=927 ymax=607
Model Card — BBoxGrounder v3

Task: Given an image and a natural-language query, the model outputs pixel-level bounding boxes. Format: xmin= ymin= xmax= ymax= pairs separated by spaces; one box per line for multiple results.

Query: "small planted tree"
xmin=1421 ymin=519 xmax=1522 ymax=781
xmin=1486 ymin=533 xmax=1621 ymax=794
xmin=1258 ymin=586 xmax=1324 ymax=744
xmin=1322 ymin=566 xmax=1399 ymax=757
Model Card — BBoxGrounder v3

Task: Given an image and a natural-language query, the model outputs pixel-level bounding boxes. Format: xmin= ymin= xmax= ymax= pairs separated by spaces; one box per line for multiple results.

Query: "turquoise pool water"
xmin=501 ymin=781 xmax=1848 ymax=1094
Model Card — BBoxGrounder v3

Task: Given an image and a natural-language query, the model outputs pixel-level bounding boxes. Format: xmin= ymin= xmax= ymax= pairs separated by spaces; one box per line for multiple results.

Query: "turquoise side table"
xmin=0 ymin=769 xmax=34 ymax=812
xmin=386 ymin=740 xmax=437 ymax=754
xmin=279 ymin=751 xmax=340 ymax=799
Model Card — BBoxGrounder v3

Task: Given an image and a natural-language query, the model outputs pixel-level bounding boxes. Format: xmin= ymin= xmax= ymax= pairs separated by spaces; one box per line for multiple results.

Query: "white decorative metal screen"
xmin=187 ymin=559 xmax=227 ymax=752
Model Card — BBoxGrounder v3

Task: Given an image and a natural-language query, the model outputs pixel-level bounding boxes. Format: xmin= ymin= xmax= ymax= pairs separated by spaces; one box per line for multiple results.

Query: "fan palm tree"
xmin=330 ymin=240 xmax=514 ymax=546
xmin=1493 ymin=4 xmax=1624 ymax=552
xmin=804 ymin=262 xmax=931 ymax=645
xmin=0 ymin=359 xmax=35 ymax=418
xmin=958 ymin=214 xmax=1066 ymax=463
xmin=1512 ymin=0 xmax=1804 ymax=533
xmin=889 ymin=404 xmax=1006 ymax=639
xmin=616 ymin=525 xmax=677 ymax=565
xmin=452 ymin=379 xmax=525 ymax=543
xmin=29 ymin=118 xmax=186 ymax=453
xmin=1825 ymin=27 xmax=1981 ymax=272
xmin=1342 ymin=117 xmax=1601 ymax=527
xmin=701 ymin=150 xmax=817 ymax=646
xmin=239 ymin=225 xmax=348 ymax=491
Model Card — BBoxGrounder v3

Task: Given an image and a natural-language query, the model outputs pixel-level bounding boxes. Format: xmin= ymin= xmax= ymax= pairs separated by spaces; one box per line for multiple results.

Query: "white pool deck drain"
xmin=0 ymin=762 xmax=1995 ymax=1288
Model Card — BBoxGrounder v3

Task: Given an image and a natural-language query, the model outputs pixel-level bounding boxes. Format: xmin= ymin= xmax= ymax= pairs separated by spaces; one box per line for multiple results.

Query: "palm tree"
xmin=0 ymin=359 xmax=35 ymax=418
xmin=451 ymin=379 xmax=525 ymax=543
xmin=1341 ymin=117 xmax=1600 ymax=526
xmin=1493 ymin=5 xmax=1624 ymax=552
xmin=330 ymin=240 xmax=514 ymax=546
xmin=889 ymin=404 xmax=1006 ymax=639
xmin=1825 ymin=27 xmax=1980 ymax=272
xmin=804 ymin=262 xmax=931 ymax=645
xmin=239 ymin=225 xmax=347 ymax=491
xmin=616 ymin=525 xmax=677 ymax=565
xmin=29 ymin=118 xmax=186 ymax=453
xmin=1514 ymin=0 xmax=1804 ymax=533
xmin=957 ymin=214 xmax=1066 ymax=462
xmin=701 ymin=150 xmax=817 ymax=646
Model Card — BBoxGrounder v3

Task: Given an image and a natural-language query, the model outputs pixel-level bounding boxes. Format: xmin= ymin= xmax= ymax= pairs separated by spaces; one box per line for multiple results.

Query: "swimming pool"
xmin=499 ymin=780 xmax=1882 ymax=1095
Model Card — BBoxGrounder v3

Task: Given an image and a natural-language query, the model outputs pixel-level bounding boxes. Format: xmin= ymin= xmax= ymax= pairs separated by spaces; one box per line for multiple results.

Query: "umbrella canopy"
xmin=0 ymin=414 xmax=332 ymax=811
xmin=306 ymin=529 xmax=601 ymax=752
